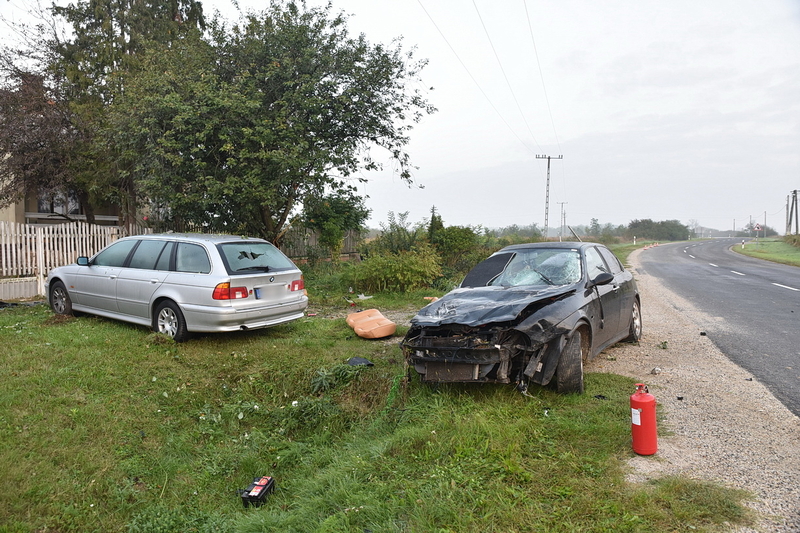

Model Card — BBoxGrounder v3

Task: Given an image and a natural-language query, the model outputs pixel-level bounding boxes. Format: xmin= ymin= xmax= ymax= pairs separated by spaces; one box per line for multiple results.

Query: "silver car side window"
xmin=128 ymin=240 xmax=168 ymax=270
xmin=93 ymin=239 xmax=137 ymax=267
xmin=175 ymin=243 xmax=211 ymax=274
xmin=155 ymin=242 xmax=174 ymax=271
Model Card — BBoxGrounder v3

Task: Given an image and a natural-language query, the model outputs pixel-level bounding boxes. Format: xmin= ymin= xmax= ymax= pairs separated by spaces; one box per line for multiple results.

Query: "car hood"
xmin=411 ymin=285 xmax=577 ymax=327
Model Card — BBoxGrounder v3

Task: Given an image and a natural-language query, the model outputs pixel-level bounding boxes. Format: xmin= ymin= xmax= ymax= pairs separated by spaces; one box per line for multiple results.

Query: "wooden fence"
xmin=0 ymin=221 xmax=149 ymax=299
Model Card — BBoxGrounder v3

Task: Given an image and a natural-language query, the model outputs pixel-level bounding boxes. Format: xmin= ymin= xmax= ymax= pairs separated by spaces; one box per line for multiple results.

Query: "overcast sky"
xmin=3 ymin=0 xmax=799 ymax=233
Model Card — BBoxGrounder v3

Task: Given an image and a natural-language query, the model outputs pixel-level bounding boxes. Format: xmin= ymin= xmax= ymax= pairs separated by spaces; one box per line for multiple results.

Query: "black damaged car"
xmin=401 ymin=242 xmax=641 ymax=394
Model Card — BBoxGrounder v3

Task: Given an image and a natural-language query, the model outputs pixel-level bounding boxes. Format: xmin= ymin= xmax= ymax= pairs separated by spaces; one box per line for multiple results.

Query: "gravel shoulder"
xmin=594 ymin=248 xmax=800 ymax=532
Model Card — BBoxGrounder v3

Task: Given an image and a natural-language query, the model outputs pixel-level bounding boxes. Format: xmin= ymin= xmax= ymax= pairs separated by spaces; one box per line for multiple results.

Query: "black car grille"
xmin=402 ymin=328 xmax=533 ymax=364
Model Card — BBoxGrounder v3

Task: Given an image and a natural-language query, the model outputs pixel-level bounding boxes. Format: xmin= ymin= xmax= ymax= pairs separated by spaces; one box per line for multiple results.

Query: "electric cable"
xmin=415 ymin=0 xmax=538 ymax=156
xmin=471 ymin=0 xmax=543 ymax=153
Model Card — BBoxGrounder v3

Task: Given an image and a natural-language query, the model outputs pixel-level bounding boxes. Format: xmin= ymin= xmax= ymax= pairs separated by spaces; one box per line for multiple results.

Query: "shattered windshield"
xmin=217 ymin=242 xmax=296 ymax=274
xmin=486 ymin=249 xmax=582 ymax=287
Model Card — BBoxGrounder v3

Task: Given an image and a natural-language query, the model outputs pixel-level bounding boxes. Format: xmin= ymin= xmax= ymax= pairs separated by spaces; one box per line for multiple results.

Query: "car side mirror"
xmin=590 ymin=272 xmax=614 ymax=287
xmin=77 ymin=256 xmax=89 ymax=266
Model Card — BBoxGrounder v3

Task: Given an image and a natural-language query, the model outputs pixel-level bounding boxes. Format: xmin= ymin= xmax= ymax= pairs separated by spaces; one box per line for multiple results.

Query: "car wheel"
xmin=625 ymin=299 xmax=642 ymax=342
xmin=50 ymin=281 xmax=73 ymax=315
xmin=555 ymin=329 xmax=585 ymax=394
xmin=154 ymin=300 xmax=189 ymax=342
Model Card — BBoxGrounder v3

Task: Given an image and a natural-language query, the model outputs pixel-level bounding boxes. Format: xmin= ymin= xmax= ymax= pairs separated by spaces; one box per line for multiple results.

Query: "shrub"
xmin=347 ymin=242 xmax=442 ymax=292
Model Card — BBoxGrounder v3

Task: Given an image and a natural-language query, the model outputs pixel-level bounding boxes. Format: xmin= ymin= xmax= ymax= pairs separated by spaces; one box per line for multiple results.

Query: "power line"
xmin=415 ymin=0 xmax=538 ymax=156
xmin=522 ymin=0 xmax=561 ymax=154
xmin=471 ymin=0 xmax=542 ymax=152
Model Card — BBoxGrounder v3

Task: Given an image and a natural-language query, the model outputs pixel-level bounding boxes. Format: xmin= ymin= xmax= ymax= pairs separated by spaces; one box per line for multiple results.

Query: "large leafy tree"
xmin=0 ymin=0 xmax=206 ymax=227
xmin=52 ymin=0 xmax=206 ymax=228
xmin=108 ymin=0 xmax=435 ymax=242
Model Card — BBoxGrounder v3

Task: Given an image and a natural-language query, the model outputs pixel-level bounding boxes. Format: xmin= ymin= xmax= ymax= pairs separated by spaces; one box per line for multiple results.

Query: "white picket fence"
xmin=0 ymin=221 xmax=150 ymax=299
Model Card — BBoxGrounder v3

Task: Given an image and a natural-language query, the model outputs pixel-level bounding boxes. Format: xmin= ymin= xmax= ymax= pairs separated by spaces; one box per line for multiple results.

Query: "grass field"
xmin=0 ymin=288 xmax=753 ymax=532
xmin=732 ymin=238 xmax=800 ymax=267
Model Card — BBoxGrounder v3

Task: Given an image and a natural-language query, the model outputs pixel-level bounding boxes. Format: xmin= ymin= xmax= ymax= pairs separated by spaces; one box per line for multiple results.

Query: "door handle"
xmin=150 ymin=279 xmax=159 ymax=284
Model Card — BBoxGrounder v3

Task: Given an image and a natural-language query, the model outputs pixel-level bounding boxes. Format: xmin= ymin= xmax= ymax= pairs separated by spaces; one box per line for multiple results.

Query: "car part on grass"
xmin=346 ymin=308 xmax=397 ymax=339
xmin=239 ymin=476 xmax=275 ymax=507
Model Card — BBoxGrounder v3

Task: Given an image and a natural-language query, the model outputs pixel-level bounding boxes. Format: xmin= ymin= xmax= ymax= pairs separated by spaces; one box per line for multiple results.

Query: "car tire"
xmin=50 ymin=281 xmax=74 ymax=316
xmin=625 ymin=299 xmax=642 ymax=342
xmin=555 ymin=329 xmax=585 ymax=394
xmin=154 ymin=300 xmax=189 ymax=342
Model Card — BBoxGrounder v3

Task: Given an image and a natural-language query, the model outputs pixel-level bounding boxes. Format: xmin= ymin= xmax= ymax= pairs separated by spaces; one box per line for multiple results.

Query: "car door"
xmin=584 ymin=246 xmax=622 ymax=347
xmin=115 ymin=240 xmax=172 ymax=319
xmin=597 ymin=245 xmax=636 ymax=337
xmin=73 ymin=239 xmax=138 ymax=312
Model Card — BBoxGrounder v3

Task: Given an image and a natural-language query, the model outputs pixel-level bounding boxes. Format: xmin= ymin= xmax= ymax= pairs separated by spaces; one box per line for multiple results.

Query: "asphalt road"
xmin=636 ymin=238 xmax=800 ymax=417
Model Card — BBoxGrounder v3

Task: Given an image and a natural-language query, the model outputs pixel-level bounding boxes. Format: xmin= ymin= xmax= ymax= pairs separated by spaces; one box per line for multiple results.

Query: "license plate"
xmin=254 ymin=288 xmax=261 ymax=299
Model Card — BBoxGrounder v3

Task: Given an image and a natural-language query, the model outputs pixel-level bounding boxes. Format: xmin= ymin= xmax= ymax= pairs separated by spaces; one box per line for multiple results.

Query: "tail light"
xmin=289 ymin=279 xmax=304 ymax=292
xmin=213 ymin=282 xmax=249 ymax=300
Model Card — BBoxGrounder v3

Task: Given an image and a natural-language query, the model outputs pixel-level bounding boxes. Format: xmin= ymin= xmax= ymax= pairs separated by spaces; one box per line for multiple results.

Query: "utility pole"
xmin=788 ymin=190 xmax=799 ymax=235
xmin=557 ymin=202 xmax=567 ymax=241
xmin=536 ymin=154 xmax=562 ymax=239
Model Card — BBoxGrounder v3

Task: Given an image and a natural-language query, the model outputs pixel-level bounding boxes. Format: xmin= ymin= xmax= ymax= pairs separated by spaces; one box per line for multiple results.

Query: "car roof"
xmin=125 ymin=233 xmax=271 ymax=245
xmin=498 ymin=241 xmax=598 ymax=252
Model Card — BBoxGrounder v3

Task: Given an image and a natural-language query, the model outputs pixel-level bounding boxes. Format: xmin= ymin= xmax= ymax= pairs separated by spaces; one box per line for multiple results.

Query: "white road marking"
xmin=773 ymin=283 xmax=800 ymax=292
xmin=731 ymin=271 xmax=745 ymax=276
xmin=689 ymin=255 xmax=696 ymax=259
xmin=709 ymin=263 xmax=718 ymax=267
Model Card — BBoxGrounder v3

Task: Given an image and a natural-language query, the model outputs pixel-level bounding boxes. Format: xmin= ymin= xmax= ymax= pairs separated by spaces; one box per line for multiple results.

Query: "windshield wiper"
xmin=236 ymin=266 xmax=271 ymax=272
xmin=531 ymin=268 xmax=554 ymax=285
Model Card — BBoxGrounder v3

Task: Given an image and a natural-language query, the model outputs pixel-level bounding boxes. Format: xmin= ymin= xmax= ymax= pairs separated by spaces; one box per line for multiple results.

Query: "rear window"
xmin=217 ymin=241 xmax=296 ymax=274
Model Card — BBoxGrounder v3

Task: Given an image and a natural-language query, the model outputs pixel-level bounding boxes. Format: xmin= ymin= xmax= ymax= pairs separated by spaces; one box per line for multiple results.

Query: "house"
xmin=0 ymin=191 xmax=121 ymax=226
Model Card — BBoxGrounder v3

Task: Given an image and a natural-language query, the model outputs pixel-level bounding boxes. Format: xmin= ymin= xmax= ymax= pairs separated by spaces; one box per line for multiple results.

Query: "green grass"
xmin=732 ymin=238 xmax=800 ymax=267
xmin=0 ymin=297 xmax=753 ymax=532
xmin=608 ymin=242 xmax=648 ymax=265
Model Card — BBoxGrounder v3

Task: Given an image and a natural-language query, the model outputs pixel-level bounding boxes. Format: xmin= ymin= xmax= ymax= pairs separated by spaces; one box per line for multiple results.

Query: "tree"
xmin=52 ymin=0 xmax=205 ymax=104
xmin=627 ymin=219 xmax=689 ymax=241
xmin=0 ymin=68 xmax=84 ymax=217
xmin=588 ymin=218 xmax=601 ymax=236
xmin=52 ymin=0 xmax=206 ymax=228
xmin=302 ymin=187 xmax=370 ymax=261
xmin=0 ymin=0 xmax=205 ymax=227
xmin=107 ymin=0 xmax=435 ymax=241
xmin=427 ymin=206 xmax=444 ymax=242
xmin=431 ymin=225 xmax=478 ymax=269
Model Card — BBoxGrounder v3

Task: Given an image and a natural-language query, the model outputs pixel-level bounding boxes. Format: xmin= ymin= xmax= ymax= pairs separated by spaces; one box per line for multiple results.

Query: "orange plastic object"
xmin=346 ymin=309 xmax=397 ymax=339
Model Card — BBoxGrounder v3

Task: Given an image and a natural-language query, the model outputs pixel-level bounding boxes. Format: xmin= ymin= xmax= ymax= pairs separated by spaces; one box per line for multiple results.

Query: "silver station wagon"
xmin=45 ymin=233 xmax=308 ymax=341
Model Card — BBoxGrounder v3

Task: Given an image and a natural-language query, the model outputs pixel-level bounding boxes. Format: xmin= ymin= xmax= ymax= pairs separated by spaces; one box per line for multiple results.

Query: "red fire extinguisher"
xmin=630 ymin=383 xmax=657 ymax=455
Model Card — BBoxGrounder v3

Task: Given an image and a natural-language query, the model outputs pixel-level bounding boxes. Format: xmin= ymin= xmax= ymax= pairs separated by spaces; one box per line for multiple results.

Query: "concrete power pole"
xmin=536 ymin=154 xmax=563 ymax=239
xmin=557 ymin=202 xmax=567 ymax=241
